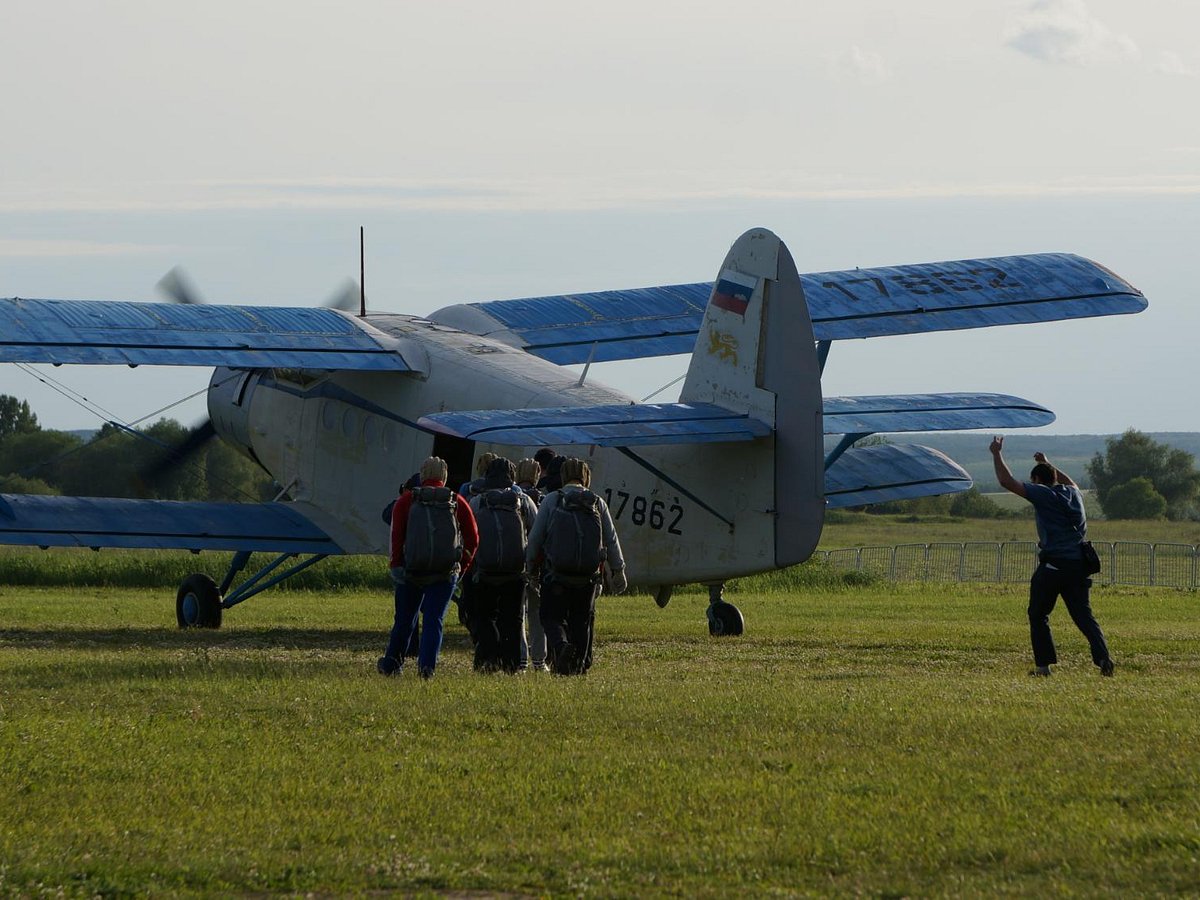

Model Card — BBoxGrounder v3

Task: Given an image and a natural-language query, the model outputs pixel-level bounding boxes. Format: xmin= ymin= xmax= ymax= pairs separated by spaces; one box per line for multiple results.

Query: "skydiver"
xmin=379 ymin=456 xmax=479 ymax=679
xmin=537 ymin=454 xmax=565 ymax=494
xmin=990 ymin=436 xmax=1114 ymax=678
xmin=525 ymin=457 xmax=626 ymax=675
xmin=468 ymin=457 xmax=538 ymax=673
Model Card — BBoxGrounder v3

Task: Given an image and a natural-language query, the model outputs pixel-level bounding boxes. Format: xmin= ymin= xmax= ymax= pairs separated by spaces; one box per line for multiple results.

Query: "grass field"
xmin=3 ymin=561 xmax=1199 ymax=896
xmin=819 ymin=509 xmax=1200 ymax=551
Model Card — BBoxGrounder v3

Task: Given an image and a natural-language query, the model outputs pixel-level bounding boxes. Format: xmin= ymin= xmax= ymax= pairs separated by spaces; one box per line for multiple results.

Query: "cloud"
xmin=1006 ymin=0 xmax=1139 ymax=66
xmin=1153 ymin=50 xmax=1197 ymax=78
xmin=828 ymin=46 xmax=891 ymax=85
xmin=5 ymin=173 xmax=1200 ymax=217
xmin=0 ymin=239 xmax=160 ymax=258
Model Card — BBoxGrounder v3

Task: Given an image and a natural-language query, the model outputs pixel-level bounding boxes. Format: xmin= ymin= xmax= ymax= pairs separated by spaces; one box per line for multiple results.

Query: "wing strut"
xmin=824 ymin=433 xmax=869 ymax=471
xmin=220 ymin=551 xmax=330 ymax=609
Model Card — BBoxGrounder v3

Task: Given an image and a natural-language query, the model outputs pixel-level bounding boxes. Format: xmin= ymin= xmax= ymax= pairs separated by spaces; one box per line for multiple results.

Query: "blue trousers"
xmin=385 ymin=576 xmax=457 ymax=672
xmin=1028 ymin=561 xmax=1110 ymax=667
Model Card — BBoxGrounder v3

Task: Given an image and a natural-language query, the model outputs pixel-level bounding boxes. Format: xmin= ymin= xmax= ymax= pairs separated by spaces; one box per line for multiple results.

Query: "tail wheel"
xmin=176 ymin=573 xmax=223 ymax=629
xmin=707 ymin=600 xmax=744 ymax=637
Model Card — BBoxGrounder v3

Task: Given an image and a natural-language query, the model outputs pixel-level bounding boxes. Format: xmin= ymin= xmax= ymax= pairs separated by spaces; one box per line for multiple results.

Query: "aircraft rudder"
xmin=680 ymin=228 xmax=824 ymax=567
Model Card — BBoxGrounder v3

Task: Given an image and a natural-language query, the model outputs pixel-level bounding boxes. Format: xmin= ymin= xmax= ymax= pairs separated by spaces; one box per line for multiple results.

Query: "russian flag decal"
xmin=711 ymin=269 xmax=757 ymax=316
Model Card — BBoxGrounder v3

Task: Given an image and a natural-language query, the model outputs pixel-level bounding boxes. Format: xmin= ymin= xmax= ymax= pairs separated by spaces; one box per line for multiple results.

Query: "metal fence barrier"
xmin=815 ymin=541 xmax=1200 ymax=589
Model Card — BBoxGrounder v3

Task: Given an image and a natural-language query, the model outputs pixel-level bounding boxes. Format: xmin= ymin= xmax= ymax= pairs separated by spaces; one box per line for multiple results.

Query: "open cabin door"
xmin=432 ymin=434 xmax=477 ymax=493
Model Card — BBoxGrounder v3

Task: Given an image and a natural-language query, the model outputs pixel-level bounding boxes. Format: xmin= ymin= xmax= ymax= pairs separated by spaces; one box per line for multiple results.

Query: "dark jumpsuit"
xmin=1023 ymin=482 xmax=1110 ymax=668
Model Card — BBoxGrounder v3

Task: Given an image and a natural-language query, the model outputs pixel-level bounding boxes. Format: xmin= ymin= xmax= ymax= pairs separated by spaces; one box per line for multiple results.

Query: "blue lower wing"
xmin=0 ymin=494 xmax=344 ymax=554
xmin=418 ymin=402 xmax=771 ymax=447
xmin=824 ymin=445 xmax=972 ymax=509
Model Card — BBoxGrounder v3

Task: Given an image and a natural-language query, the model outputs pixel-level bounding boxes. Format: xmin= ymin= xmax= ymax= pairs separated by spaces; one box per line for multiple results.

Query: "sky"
xmin=1 ymin=0 xmax=1198 ymax=435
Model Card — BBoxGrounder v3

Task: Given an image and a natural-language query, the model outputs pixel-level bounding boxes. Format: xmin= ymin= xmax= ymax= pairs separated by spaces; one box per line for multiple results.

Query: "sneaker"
xmin=377 ymin=656 xmax=402 ymax=676
xmin=1029 ymin=666 xmax=1052 ymax=677
xmin=1099 ymin=659 xmax=1115 ymax=677
xmin=532 ymin=662 xmax=550 ymax=673
xmin=418 ymin=667 xmax=435 ymax=680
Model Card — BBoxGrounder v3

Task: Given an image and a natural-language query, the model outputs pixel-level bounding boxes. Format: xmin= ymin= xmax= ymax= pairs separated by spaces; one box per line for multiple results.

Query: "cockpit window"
xmin=270 ymin=368 xmax=327 ymax=389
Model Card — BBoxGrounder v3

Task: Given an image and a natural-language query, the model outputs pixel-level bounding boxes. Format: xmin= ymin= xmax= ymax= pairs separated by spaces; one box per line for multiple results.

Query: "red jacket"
xmin=389 ymin=479 xmax=479 ymax=571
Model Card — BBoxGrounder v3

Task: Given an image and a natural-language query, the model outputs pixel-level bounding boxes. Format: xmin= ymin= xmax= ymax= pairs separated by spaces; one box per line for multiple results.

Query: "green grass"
xmin=821 ymin=510 xmax=1200 ymax=550
xmin=3 ymin=571 xmax=1199 ymax=896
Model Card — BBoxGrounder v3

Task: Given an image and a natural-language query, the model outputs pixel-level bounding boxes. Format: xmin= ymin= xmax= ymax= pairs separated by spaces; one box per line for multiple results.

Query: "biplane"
xmin=0 ymin=228 xmax=1147 ymax=634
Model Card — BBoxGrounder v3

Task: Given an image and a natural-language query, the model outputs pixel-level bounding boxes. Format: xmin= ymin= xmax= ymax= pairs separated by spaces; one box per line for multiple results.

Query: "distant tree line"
xmin=0 ymin=394 xmax=275 ymax=501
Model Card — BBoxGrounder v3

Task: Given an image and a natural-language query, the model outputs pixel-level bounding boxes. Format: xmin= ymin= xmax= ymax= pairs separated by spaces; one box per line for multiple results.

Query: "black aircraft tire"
xmin=707 ymin=600 xmax=744 ymax=637
xmin=176 ymin=573 xmax=223 ymax=629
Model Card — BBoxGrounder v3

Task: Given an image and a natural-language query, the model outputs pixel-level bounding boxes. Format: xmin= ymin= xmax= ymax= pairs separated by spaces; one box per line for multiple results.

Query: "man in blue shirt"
xmin=991 ymin=436 xmax=1114 ymax=677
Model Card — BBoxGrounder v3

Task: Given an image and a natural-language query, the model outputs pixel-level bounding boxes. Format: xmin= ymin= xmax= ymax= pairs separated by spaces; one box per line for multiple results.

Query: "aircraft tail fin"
xmin=680 ymin=229 xmax=824 ymax=567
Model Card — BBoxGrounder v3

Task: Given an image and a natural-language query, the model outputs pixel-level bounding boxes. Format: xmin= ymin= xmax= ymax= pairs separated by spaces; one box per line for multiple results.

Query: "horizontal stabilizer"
xmin=824 ymin=444 xmax=972 ymax=509
xmin=0 ymin=298 xmax=410 ymax=370
xmin=0 ymin=494 xmax=344 ymax=554
xmin=418 ymin=402 xmax=771 ymax=447
xmin=823 ymin=392 xmax=1054 ymax=434
xmin=430 ymin=252 xmax=1145 ymax=363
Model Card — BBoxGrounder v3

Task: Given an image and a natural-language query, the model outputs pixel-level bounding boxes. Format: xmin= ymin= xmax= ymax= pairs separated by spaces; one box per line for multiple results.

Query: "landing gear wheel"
xmin=176 ymin=573 xmax=223 ymax=629
xmin=707 ymin=600 xmax=744 ymax=636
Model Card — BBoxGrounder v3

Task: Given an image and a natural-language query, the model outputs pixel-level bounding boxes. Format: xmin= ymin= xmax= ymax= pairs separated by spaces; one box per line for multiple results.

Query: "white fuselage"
xmin=210 ymin=313 xmax=779 ymax=587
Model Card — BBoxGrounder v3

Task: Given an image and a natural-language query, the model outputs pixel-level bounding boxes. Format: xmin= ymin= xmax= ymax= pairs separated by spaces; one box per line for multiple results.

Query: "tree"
xmin=0 ymin=429 xmax=84 ymax=488
xmin=949 ymin=487 xmax=1011 ymax=519
xmin=1102 ymin=477 xmax=1167 ymax=520
xmin=1087 ymin=429 xmax=1200 ymax=520
xmin=206 ymin=439 xmax=276 ymax=502
xmin=0 ymin=474 xmax=58 ymax=494
xmin=0 ymin=395 xmax=39 ymax=441
xmin=54 ymin=420 xmax=209 ymax=499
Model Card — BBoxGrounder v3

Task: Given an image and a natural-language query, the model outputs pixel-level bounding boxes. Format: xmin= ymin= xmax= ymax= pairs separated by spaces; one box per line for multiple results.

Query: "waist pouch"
xmin=545 ymin=570 xmax=601 ymax=587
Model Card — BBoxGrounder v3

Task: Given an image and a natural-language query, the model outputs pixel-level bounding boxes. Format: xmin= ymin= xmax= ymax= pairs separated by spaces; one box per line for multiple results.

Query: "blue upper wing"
xmin=0 ymin=494 xmax=344 ymax=553
xmin=822 ymin=393 xmax=1054 ymax=434
xmin=430 ymin=284 xmax=709 ymax=364
xmin=431 ymin=253 xmax=1145 ymax=364
xmin=806 ymin=253 xmax=1144 ymax=339
xmin=0 ymin=298 xmax=410 ymax=370
xmin=419 ymin=402 xmax=771 ymax=447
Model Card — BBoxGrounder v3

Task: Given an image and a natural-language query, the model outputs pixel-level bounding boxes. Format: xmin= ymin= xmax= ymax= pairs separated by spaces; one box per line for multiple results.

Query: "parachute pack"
xmin=544 ymin=489 xmax=604 ymax=578
xmin=404 ymin=486 xmax=462 ymax=579
xmin=474 ymin=488 xmax=528 ymax=575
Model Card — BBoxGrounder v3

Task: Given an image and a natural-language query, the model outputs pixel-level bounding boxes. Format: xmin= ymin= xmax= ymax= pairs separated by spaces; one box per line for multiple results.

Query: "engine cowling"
xmin=207 ymin=367 xmax=262 ymax=462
